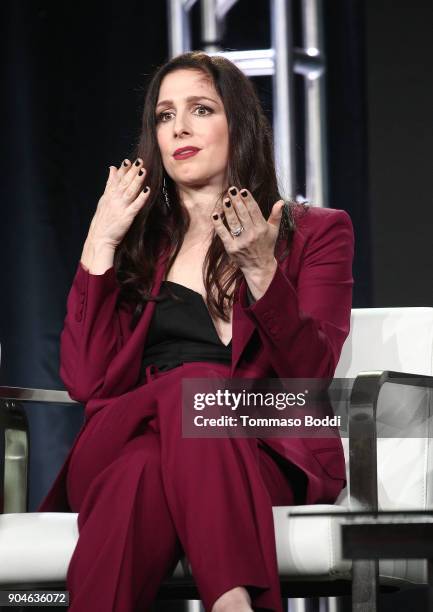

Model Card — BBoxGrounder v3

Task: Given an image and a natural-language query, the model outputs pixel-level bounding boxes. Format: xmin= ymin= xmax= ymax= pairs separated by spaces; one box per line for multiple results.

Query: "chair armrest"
xmin=349 ymin=370 xmax=433 ymax=511
xmin=0 ymin=387 xmax=77 ymax=404
xmin=0 ymin=387 xmax=78 ymax=513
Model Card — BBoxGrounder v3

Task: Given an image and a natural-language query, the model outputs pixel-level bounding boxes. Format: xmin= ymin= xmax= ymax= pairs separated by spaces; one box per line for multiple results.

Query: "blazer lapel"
xmin=101 ymin=251 xmax=170 ymax=397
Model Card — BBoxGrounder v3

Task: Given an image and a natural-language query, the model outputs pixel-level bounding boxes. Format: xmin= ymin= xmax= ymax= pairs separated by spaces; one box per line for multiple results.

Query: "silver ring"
xmin=230 ymin=225 xmax=244 ymax=237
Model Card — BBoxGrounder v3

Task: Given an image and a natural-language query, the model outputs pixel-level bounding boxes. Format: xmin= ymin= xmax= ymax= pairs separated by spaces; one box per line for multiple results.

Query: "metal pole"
xmin=168 ymin=0 xmax=194 ymax=57
xmin=201 ymin=0 xmax=222 ymax=52
xmin=301 ymin=0 xmax=328 ymax=206
xmin=271 ymin=0 xmax=296 ymax=199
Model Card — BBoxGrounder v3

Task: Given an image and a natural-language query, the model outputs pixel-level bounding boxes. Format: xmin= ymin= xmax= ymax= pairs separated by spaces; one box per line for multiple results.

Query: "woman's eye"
xmin=193 ymin=104 xmax=212 ymax=116
xmin=157 ymin=111 xmax=173 ymax=122
xmin=156 ymin=105 xmax=212 ymax=123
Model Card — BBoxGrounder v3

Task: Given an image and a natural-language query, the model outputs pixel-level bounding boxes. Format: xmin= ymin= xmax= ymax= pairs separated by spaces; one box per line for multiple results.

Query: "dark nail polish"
xmin=212 ymin=213 xmax=219 ymax=220
xmin=135 ymin=159 xmax=140 ymax=166
xmin=138 ymin=169 xmax=144 ymax=176
xmin=123 ymin=160 xmax=129 ymax=166
xmin=143 ymin=186 xmax=149 ymax=193
xmin=240 ymin=189 xmax=248 ymax=197
xmin=229 ymin=187 xmax=237 ymax=196
xmin=224 ymin=199 xmax=231 ymax=208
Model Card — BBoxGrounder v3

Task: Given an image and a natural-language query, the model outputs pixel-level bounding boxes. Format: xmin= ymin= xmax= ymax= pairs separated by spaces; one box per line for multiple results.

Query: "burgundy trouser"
xmin=66 ymin=362 xmax=296 ymax=612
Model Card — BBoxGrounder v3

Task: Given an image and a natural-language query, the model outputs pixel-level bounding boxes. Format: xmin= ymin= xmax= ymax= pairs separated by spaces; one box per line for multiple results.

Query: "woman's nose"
xmin=173 ymin=111 xmax=191 ymax=137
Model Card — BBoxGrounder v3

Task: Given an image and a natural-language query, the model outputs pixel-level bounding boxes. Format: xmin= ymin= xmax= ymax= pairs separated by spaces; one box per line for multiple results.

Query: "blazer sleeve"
xmin=238 ymin=208 xmax=354 ymax=378
xmin=59 ymin=262 xmax=123 ymax=402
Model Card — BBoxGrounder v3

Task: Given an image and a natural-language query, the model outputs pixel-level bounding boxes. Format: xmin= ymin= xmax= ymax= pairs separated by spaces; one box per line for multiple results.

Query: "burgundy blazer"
xmin=39 ymin=204 xmax=354 ymax=512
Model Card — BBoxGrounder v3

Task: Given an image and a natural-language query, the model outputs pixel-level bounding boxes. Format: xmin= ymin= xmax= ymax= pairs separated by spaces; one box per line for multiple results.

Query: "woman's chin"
xmin=175 ymin=174 xmax=212 ymax=189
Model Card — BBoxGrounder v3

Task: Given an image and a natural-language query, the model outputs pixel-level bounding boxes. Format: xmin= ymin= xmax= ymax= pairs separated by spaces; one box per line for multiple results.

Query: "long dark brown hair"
xmin=115 ymin=51 xmax=297 ymax=330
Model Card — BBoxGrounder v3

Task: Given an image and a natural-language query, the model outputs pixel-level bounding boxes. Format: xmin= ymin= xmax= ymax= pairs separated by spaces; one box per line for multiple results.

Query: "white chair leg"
xmin=288 ymin=598 xmax=308 ymax=612
xmin=186 ymin=600 xmax=204 ymax=612
xmin=322 ymin=597 xmax=342 ymax=612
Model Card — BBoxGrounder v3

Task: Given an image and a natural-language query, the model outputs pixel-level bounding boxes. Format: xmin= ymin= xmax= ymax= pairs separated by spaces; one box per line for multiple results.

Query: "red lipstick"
xmin=173 ymin=147 xmax=200 ymax=160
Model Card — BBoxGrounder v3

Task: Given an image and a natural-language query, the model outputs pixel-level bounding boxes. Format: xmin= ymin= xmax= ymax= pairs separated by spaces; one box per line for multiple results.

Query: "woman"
xmin=39 ymin=51 xmax=354 ymax=612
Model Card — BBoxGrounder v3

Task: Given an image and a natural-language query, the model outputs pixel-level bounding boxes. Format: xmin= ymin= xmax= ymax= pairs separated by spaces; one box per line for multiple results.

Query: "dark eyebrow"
xmin=155 ymin=95 xmax=219 ymax=110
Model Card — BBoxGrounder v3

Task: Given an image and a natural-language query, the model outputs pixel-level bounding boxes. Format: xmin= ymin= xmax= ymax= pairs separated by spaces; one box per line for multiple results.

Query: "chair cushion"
xmin=335 ymin=307 xmax=433 ymax=378
xmin=0 ymin=513 xmax=78 ymax=583
xmin=274 ymin=505 xmax=351 ymax=577
xmin=280 ymin=505 xmax=427 ymax=586
xmin=0 ymin=509 xmax=426 ymax=587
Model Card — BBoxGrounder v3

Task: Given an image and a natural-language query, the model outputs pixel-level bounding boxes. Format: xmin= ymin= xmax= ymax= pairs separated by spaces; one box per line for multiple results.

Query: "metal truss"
xmin=167 ymin=0 xmax=328 ymax=206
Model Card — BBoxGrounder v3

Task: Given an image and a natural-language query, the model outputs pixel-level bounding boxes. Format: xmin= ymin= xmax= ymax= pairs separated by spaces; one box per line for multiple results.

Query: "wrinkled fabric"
xmin=65 ymin=362 xmax=296 ymax=612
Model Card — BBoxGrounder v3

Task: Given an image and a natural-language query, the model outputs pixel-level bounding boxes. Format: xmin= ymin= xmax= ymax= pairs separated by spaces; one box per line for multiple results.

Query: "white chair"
xmin=1 ymin=307 xmax=433 ymax=611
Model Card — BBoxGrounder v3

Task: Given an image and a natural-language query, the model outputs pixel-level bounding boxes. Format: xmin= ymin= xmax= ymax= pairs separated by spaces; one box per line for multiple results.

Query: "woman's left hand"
xmin=212 ymin=186 xmax=285 ymax=298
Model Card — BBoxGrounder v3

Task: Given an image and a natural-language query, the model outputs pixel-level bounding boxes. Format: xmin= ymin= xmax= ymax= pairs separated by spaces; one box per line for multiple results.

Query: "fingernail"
xmin=224 ymin=198 xmax=231 ymax=208
xmin=143 ymin=186 xmax=150 ymax=193
xmin=229 ymin=187 xmax=237 ymax=196
xmin=212 ymin=213 xmax=219 ymax=220
xmin=135 ymin=159 xmax=141 ymax=166
xmin=138 ymin=169 xmax=144 ymax=176
xmin=240 ymin=189 xmax=248 ymax=197
xmin=123 ymin=160 xmax=129 ymax=166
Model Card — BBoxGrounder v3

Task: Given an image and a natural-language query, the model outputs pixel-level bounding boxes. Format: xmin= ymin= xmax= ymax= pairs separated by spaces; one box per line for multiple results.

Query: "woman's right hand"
xmin=88 ymin=158 xmax=150 ymax=249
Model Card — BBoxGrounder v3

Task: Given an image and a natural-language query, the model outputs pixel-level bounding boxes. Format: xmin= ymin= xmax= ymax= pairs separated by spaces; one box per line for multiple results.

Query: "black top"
xmin=140 ymin=280 xmax=232 ymax=377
